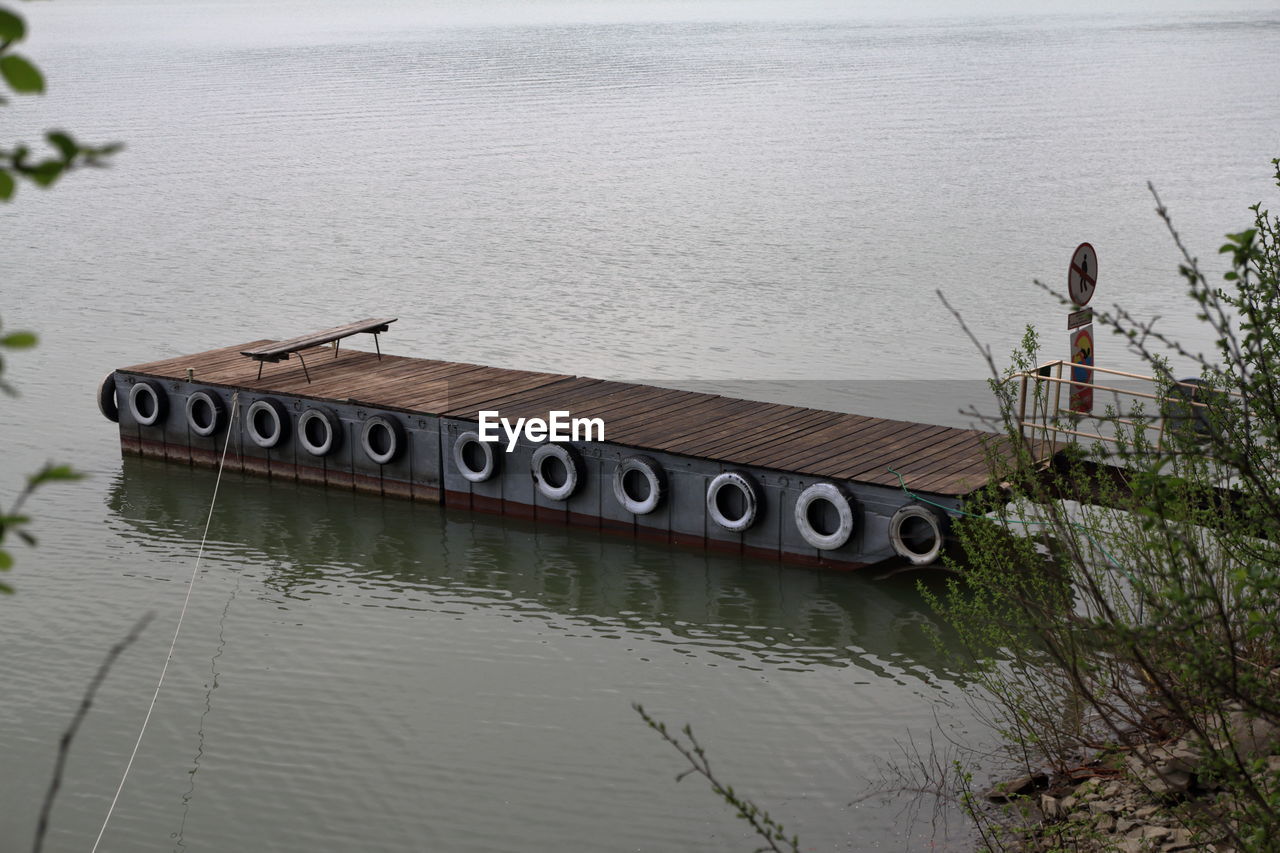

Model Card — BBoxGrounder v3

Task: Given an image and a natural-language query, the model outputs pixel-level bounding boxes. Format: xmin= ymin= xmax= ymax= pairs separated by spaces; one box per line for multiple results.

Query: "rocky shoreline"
xmin=985 ymin=708 xmax=1280 ymax=852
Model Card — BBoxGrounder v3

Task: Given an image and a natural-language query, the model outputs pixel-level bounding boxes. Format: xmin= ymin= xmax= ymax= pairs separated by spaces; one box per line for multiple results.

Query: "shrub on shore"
xmin=932 ymin=160 xmax=1280 ymax=851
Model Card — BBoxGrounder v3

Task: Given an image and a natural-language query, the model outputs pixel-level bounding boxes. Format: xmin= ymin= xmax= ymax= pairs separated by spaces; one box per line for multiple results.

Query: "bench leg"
xmin=374 ymin=333 xmax=382 ymax=361
xmin=297 ymin=351 xmax=311 ymax=383
xmin=257 ymin=361 xmax=263 ymax=381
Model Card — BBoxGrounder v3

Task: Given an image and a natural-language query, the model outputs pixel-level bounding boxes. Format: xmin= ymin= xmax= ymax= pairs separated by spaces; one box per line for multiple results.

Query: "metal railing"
xmin=1011 ymin=360 xmax=1233 ymax=460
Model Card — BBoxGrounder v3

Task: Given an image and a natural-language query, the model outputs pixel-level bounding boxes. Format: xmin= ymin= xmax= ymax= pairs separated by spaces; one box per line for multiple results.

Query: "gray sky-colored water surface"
xmin=1 ymin=1 xmax=1277 ymax=850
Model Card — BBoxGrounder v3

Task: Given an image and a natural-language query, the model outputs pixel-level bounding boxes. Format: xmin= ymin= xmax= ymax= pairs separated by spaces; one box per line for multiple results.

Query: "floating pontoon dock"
xmin=100 ymin=322 xmax=1006 ymax=570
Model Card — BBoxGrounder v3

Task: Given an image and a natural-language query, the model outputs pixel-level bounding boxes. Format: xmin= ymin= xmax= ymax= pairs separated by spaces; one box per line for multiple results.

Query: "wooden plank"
xmin=865 ymin=428 xmax=989 ymax=478
xmin=834 ymin=417 xmax=972 ymax=479
xmin=717 ymin=410 xmax=856 ymax=465
xmin=504 ymin=383 xmax=680 ymax=426
xmin=917 ymin=460 xmax=994 ymax=496
xmin=449 ymin=378 xmax=618 ymax=422
xmin=535 ymin=385 xmax=692 ymax=430
xmin=609 ymin=397 xmax=757 ymax=447
xmin=240 ymin=318 xmax=396 ymax=361
xmin=374 ymin=365 xmax=528 ymax=408
xmin=496 ymin=379 xmax=638 ymax=418
xmin=606 ymin=394 xmax=737 ymax=440
xmin=596 ymin=391 xmax=725 ymax=443
xmin=802 ymin=422 xmax=955 ymax=480
xmin=127 ymin=341 xmax=270 ymax=376
xmin=298 ymin=355 xmax=428 ymax=402
xmin=703 ymin=409 xmax=857 ymax=461
xmin=576 ymin=386 xmax=695 ymax=420
xmin=436 ymin=372 xmax=574 ymax=415
xmin=588 ymin=388 xmax=716 ymax=428
xmin=198 ymin=346 xmax=381 ymax=391
xmin=708 ymin=409 xmax=849 ymax=462
xmin=307 ymin=357 xmax=480 ymax=408
xmin=820 ymin=423 xmax=960 ymax=480
xmin=904 ymin=434 xmax=1004 ymax=494
xmin=852 ymin=429 xmax=986 ymax=488
xmin=749 ymin=415 xmax=908 ymax=472
xmin=634 ymin=398 xmax=776 ymax=451
xmin=664 ymin=404 xmax=824 ymax=458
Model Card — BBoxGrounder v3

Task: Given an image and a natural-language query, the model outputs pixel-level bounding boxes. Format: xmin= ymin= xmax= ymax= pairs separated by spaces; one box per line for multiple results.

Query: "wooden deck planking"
xmin=346 ymin=358 xmax=467 ymax=406
xmin=558 ymin=386 xmax=698 ymax=427
xmin=592 ymin=393 xmax=729 ymax=446
xmin=122 ymin=339 xmax=1007 ymax=496
xmin=849 ymin=430 xmax=985 ymax=489
xmin=734 ymin=412 xmax=887 ymax=470
xmin=124 ymin=342 xmax=263 ymax=376
xmin=592 ymin=389 xmax=721 ymax=435
xmin=609 ymin=397 xmax=761 ymax=447
xmin=664 ymin=405 xmax=828 ymax=458
xmin=624 ymin=400 xmax=787 ymax=456
xmin=783 ymin=421 xmax=939 ymax=480
xmin=375 ymin=365 xmax=539 ymax=410
xmin=705 ymin=410 xmax=853 ymax=462
xmin=866 ymin=430 xmax=987 ymax=483
xmin=439 ymin=373 xmax=578 ymax=416
xmin=754 ymin=415 xmax=909 ymax=473
xmin=908 ymin=438 xmax=1003 ymax=494
xmin=394 ymin=362 xmax=539 ymax=411
xmin=527 ymin=382 xmax=690 ymax=422
xmin=457 ymin=380 xmax=672 ymax=426
xmin=833 ymin=422 xmax=965 ymax=478
xmin=826 ymin=423 xmax=961 ymax=481
xmin=483 ymin=378 xmax=632 ymax=420
xmin=661 ymin=405 xmax=820 ymax=457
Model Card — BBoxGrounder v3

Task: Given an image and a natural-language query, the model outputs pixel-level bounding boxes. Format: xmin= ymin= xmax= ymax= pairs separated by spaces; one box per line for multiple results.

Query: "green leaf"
xmin=0 ymin=581 xmax=12 ymax=594
xmin=0 ymin=331 xmax=36 ymax=349
xmin=0 ymin=168 xmax=12 ymax=201
xmin=0 ymin=8 xmax=25 ymax=43
xmin=27 ymin=160 xmax=62 ymax=187
xmin=28 ymin=463 xmax=84 ymax=486
xmin=0 ymin=549 xmax=11 ymax=570
xmin=45 ymin=130 xmax=77 ymax=162
xmin=0 ymin=53 xmax=44 ymax=93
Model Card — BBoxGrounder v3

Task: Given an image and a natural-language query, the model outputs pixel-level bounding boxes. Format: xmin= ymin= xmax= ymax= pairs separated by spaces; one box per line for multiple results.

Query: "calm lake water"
xmin=2 ymin=1 xmax=1278 ymax=850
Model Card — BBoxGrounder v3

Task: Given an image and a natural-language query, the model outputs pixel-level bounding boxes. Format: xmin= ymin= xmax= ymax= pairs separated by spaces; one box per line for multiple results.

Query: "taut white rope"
xmin=91 ymin=392 xmax=240 ymax=853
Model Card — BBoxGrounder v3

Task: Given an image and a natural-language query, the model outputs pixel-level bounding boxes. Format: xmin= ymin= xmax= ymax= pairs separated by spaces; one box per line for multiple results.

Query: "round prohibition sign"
xmin=1068 ymin=242 xmax=1098 ymax=307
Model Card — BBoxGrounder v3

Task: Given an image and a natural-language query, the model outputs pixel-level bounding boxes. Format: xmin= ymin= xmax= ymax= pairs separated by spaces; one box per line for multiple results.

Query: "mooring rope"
xmin=91 ymin=392 xmax=240 ymax=853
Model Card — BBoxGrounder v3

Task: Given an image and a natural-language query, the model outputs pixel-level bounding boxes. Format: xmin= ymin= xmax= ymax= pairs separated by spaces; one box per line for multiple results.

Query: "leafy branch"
xmin=0 ymin=319 xmax=84 ymax=590
xmin=0 ymin=3 xmax=121 ymax=201
xmin=633 ymin=703 xmax=800 ymax=853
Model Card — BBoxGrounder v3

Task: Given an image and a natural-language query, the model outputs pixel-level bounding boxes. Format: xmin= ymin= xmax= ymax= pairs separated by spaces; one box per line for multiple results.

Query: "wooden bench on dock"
xmin=240 ymin=318 xmax=397 ymax=383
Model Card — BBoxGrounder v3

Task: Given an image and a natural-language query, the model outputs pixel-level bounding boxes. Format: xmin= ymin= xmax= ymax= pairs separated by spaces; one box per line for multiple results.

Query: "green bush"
xmin=931 ymin=160 xmax=1280 ymax=850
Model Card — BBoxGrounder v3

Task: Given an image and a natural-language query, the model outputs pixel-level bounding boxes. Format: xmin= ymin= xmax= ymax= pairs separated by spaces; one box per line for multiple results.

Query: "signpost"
xmin=1067 ymin=307 xmax=1092 ymax=329
xmin=1070 ymin=324 xmax=1094 ymax=413
xmin=1068 ymin=242 xmax=1097 ymax=307
xmin=1068 ymin=243 xmax=1096 ymax=413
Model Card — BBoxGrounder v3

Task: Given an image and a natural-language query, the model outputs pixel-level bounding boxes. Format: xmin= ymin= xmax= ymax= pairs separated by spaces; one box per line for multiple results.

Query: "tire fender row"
xmin=447 ymin=433 xmax=949 ymax=563
xmin=116 ymin=382 xmax=406 ymax=465
xmin=104 ymin=377 xmax=951 ymax=565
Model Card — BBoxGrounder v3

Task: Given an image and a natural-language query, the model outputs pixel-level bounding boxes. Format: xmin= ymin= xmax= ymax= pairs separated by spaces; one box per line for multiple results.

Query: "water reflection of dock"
xmin=108 ymin=456 xmax=969 ymax=682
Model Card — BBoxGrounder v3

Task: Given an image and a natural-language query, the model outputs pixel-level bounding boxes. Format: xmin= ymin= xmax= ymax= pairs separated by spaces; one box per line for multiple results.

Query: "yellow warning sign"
xmin=1070 ymin=324 xmax=1094 ymax=413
